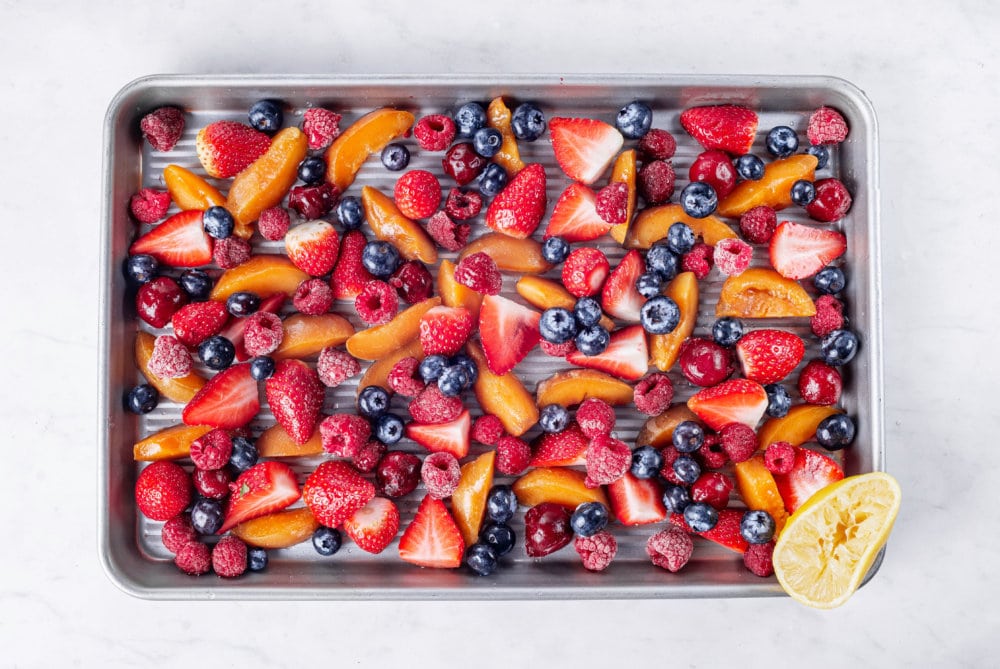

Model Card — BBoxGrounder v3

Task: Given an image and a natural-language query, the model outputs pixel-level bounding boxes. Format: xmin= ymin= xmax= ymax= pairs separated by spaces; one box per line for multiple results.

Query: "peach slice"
xmin=716 ymin=154 xmax=819 ymax=218
xmin=487 ymin=97 xmax=525 ymax=176
xmin=134 ymin=331 xmax=206 ymax=403
xmin=451 ymin=450 xmax=496 ymax=546
xmin=535 ymin=369 xmax=633 ymax=408
xmin=209 ymin=255 xmax=310 ymax=302
xmin=716 ymin=268 xmax=816 ymax=318
xmin=345 ymin=297 xmax=441 ymax=361
xmin=438 ymin=260 xmax=482 ymax=321
xmin=257 ymin=423 xmax=323 ymax=457
xmin=361 ymin=186 xmax=438 ymax=263
xmin=357 ymin=338 xmax=425 ymax=396
xmin=624 ymin=203 xmax=737 ymax=249
xmin=230 ymin=507 xmax=319 ymax=549
xmin=757 ymin=404 xmax=842 ymax=448
xmin=734 ymin=455 xmax=789 ymax=535
xmin=163 ymin=164 xmax=225 ymax=212
xmin=466 ymin=341 xmax=538 ymax=437
xmin=649 ymin=271 xmax=698 ymax=372
xmin=458 ymin=233 xmax=552 ymax=274
xmin=324 ymin=108 xmax=415 ymax=191
xmin=515 ymin=276 xmax=615 ymax=331
xmin=133 ymin=423 xmax=213 ymax=461
xmin=608 ymin=150 xmax=638 ymax=244
xmin=227 ymin=127 xmax=308 ymax=232
xmin=636 ymin=404 xmax=702 ymax=448
xmin=272 ymin=313 xmax=355 ymax=360
xmin=513 ymin=467 xmax=609 ymax=510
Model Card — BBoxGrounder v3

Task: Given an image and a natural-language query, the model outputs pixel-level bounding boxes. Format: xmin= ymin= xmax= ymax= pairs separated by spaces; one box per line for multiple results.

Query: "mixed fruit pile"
xmin=124 ymin=93 xmax=885 ymax=604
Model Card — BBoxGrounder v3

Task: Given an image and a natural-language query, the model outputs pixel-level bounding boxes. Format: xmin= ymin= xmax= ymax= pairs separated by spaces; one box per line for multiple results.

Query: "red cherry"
xmin=806 ymin=178 xmax=852 ymax=222
xmin=136 ymin=276 xmax=187 ymax=328
xmin=375 ymin=452 xmax=422 ymax=498
xmin=678 ymin=337 xmax=735 ymax=387
xmin=524 ymin=502 xmax=573 ymax=557
xmin=193 ymin=467 xmax=231 ymax=500
xmin=690 ymin=472 xmax=733 ymax=510
xmin=389 ymin=260 xmax=434 ymax=304
xmin=442 ymin=142 xmax=487 ymax=186
xmin=288 ymin=183 xmax=340 ymax=220
xmin=797 ymin=360 xmax=843 ymax=406
xmin=689 ymin=150 xmax=737 ymax=198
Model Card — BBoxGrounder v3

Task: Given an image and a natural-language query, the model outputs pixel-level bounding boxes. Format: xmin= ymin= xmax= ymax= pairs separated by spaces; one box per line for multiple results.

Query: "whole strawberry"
xmin=303 ymin=461 xmax=376 ymax=528
xmin=485 ymin=163 xmax=547 ymax=239
xmin=171 ymin=301 xmax=228 ymax=347
xmin=135 ymin=461 xmax=191 ymax=521
xmin=285 ymin=221 xmax=339 ymax=277
xmin=680 ymin=105 xmax=758 ymax=155
xmin=196 ymin=120 xmax=271 ymax=178
xmin=265 ymin=360 xmax=324 ymax=445
xmin=418 ymin=306 xmax=474 ymax=356
xmin=394 ymin=170 xmax=441 ymax=220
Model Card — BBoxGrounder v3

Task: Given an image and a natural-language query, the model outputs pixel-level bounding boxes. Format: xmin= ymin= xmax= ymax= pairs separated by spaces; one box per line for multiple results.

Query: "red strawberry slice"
xmin=549 ymin=117 xmax=624 ymax=185
xmin=543 ymin=183 xmax=612 ymax=242
xmin=219 ymin=461 xmax=301 ymax=533
xmin=608 ymin=472 xmax=666 ymax=525
xmin=601 ymin=249 xmax=646 ymax=322
xmin=302 ymin=460 xmax=376 ymax=528
xmin=331 ymin=229 xmax=375 ymax=299
xmin=182 ymin=363 xmax=260 ymax=429
xmin=530 ymin=421 xmax=588 ymax=467
xmin=478 ymin=295 xmax=541 ymax=375
xmin=679 ymin=105 xmax=759 ymax=155
xmin=264 ymin=359 xmax=324 ymax=445
xmin=343 ymin=497 xmax=400 ymax=554
xmin=195 ymin=120 xmax=271 ymax=179
xmin=687 ymin=378 xmax=768 ymax=431
xmin=567 ymin=324 xmax=648 ymax=381
xmin=171 ymin=300 xmax=229 ymax=347
xmin=669 ymin=509 xmax=749 ymax=553
xmin=484 ymin=163 xmax=547 ymax=239
xmin=129 ymin=210 xmax=213 ymax=268
xmin=735 ymin=329 xmax=805 ymax=384
xmin=418 ymin=306 xmax=474 ymax=356
xmin=217 ymin=293 xmax=285 ymax=362
xmin=772 ymin=446 xmax=845 ymax=513
xmin=398 ymin=494 xmax=465 ymax=568
xmin=769 ymin=221 xmax=847 ymax=280
xmin=405 ymin=409 xmax=471 ymax=459
xmin=285 ymin=220 xmax=339 ymax=277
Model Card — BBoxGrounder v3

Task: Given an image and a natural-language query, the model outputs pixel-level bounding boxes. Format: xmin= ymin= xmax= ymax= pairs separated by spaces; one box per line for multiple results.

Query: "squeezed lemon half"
xmin=773 ymin=472 xmax=901 ymax=609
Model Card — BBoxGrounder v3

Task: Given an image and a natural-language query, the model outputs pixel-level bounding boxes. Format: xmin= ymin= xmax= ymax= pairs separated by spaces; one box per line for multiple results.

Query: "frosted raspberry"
xmin=595 ymin=182 xmax=629 ymax=225
xmin=472 ymin=414 xmax=505 ymax=445
xmin=638 ymin=160 xmax=675 ymax=204
xmin=174 ymin=541 xmax=211 ymax=575
xmin=293 ymin=278 xmax=334 ymax=315
xmin=584 ymin=434 xmax=630 ymax=487
xmin=697 ymin=433 xmax=728 ymax=470
xmin=682 ymin=242 xmax=714 ymax=280
xmin=713 ymin=238 xmax=753 ymax=276
xmin=807 ymin=107 xmax=849 ymax=145
xmin=764 ymin=441 xmax=796 ymax=475
xmin=140 ymin=107 xmax=185 ymax=152
xmin=148 ymin=335 xmax=191 ymax=379
xmin=633 ymin=373 xmax=674 ymax=416
xmin=720 ymin=423 xmax=758 ymax=463
xmin=811 ymin=295 xmax=845 ymax=338
xmin=212 ymin=535 xmax=248 ymax=578
xmin=408 ymin=384 xmax=463 ymax=425
xmin=319 ymin=414 xmax=371 ymax=458
xmin=455 ymin=252 xmax=502 ymax=295
xmin=258 ymin=207 xmax=291 ymax=241
xmin=317 ymin=347 xmax=361 ymax=388
xmin=302 ymin=107 xmax=342 ymax=150
xmin=637 ymin=128 xmax=677 ymax=161
xmin=129 ymin=188 xmax=172 ymax=223
xmin=243 ymin=312 xmax=284 ymax=357
xmin=576 ymin=397 xmax=615 ymax=439
xmin=193 ymin=467 xmax=230 ymax=499
xmin=540 ymin=339 xmax=576 ymax=357
xmin=353 ymin=439 xmax=386 ymax=473
xmin=355 ymin=280 xmax=399 ymax=326
xmin=646 ymin=526 xmax=694 ymax=572
xmin=574 ymin=531 xmax=618 ymax=571
xmin=413 ymin=114 xmax=456 ymax=151
xmin=387 ymin=356 xmax=425 ymax=397
xmin=389 ymin=261 xmax=434 ymax=304
xmin=421 ymin=452 xmax=461 ymax=499
xmin=739 ymin=206 xmax=778 ymax=244
xmin=426 ymin=211 xmax=471 ymax=252
xmin=496 ymin=435 xmax=531 ymax=475
xmin=189 ymin=429 xmax=233 ymax=471
xmin=444 ymin=188 xmax=482 ymax=220
xmin=743 ymin=541 xmax=775 ymax=577
xmin=213 ymin=237 xmax=251 ymax=269
xmin=160 ymin=514 xmax=197 ymax=554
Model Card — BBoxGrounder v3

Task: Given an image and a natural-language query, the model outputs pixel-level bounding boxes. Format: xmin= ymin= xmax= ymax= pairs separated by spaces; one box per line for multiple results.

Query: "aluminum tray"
xmin=99 ymin=75 xmax=882 ymax=600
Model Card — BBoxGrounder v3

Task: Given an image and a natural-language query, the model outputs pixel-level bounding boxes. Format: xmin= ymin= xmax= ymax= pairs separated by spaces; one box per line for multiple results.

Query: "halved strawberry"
xmin=549 ymin=117 xmax=624 ymax=185
xmin=772 ymin=446 xmax=844 ymax=513
xmin=735 ymin=329 xmax=805 ymax=384
xmin=285 ymin=220 xmax=339 ymax=277
xmin=687 ymin=378 xmax=768 ymax=431
xmin=567 ymin=324 xmax=648 ymax=381
xmin=264 ymin=359 xmax=324 ymax=445
xmin=670 ymin=509 xmax=749 ymax=553
xmin=769 ymin=221 xmax=847 ymax=280
xmin=398 ymin=494 xmax=465 ymax=568
xmin=418 ymin=306 xmax=474 ymax=356
xmin=343 ymin=497 xmax=400 ymax=554
xmin=608 ymin=472 xmax=666 ymax=525
xmin=484 ymin=163 xmax=547 ymax=239
xmin=543 ymin=183 xmax=612 ymax=242
xmin=219 ymin=461 xmax=301 ymax=533
xmin=182 ymin=363 xmax=260 ymax=429
xmin=331 ymin=229 xmax=375 ymax=299
xmin=218 ymin=293 xmax=285 ymax=362
xmin=171 ymin=300 xmax=229 ymax=347
xmin=129 ymin=210 xmax=213 ymax=268
xmin=195 ymin=120 xmax=271 ymax=179
xmin=302 ymin=460 xmax=376 ymax=528
xmin=679 ymin=105 xmax=759 ymax=155
xmin=405 ymin=409 xmax=471 ymax=459
xmin=601 ymin=249 xmax=646 ymax=322
xmin=530 ymin=422 xmax=588 ymax=467
xmin=479 ymin=295 xmax=541 ymax=375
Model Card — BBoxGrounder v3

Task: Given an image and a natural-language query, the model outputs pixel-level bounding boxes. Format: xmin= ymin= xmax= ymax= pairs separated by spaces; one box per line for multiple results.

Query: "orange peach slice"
xmin=227 ymin=127 xmax=308 ymax=232
xmin=487 ymin=97 xmax=525 ymax=175
xmin=649 ymin=271 xmax=698 ymax=372
xmin=361 ymin=186 xmax=438 ymax=263
xmin=230 ymin=507 xmax=319 ymax=549
xmin=636 ymin=404 xmax=702 ymax=448
xmin=272 ymin=313 xmax=355 ymax=360
xmin=515 ymin=276 xmax=615 ymax=332
xmin=608 ymin=150 xmax=637 ymax=244
xmin=345 ymin=297 xmax=441 ymax=361
xmin=757 ymin=404 xmax=842 ymax=448
xmin=324 ymin=108 xmax=415 ymax=191
xmin=716 ymin=154 xmax=819 ymax=218
xmin=163 ymin=164 xmax=225 ymax=212
xmin=438 ymin=260 xmax=482 ymax=321
xmin=466 ymin=341 xmax=538 ymax=437
xmin=513 ymin=467 xmax=609 ymax=509
xmin=716 ymin=268 xmax=816 ymax=318
xmin=452 ymin=450 xmax=496 ymax=546
xmin=209 ymin=255 xmax=310 ymax=302
xmin=535 ymin=369 xmax=633 ymax=408
xmin=256 ymin=423 xmax=323 ymax=457
xmin=135 ymin=331 xmax=206 ymax=403
xmin=459 ymin=233 xmax=552 ymax=274
xmin=133 ymin=423 xmax=213 ymax=461
xmin=624 ymin=203 xmax=737 ymax=249
xmin=357 ymin=338 xmax=425 ymax=396
xmin=734 ymin=455 xmax=789 ymax=535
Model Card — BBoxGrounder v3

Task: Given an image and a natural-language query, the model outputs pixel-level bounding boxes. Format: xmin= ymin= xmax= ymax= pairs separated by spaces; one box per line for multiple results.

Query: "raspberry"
xmin=811 ymin=295 xmax=845 ymax=338
xmin=681 ymin=242 xmax=714 ymax=280
xmin=472 ymin=414 xmax=505 ymax=445
xmin=212 ymin=535 xmax=248 ymax=578
xmin=387 ymin=356 xmax=425 ymax=397
xmin=697 ymin=433 xmax=728 ymax=470
xmin=394 ymin=170 xmax=442 ymax=219
xmin=638 ymin=160 xmax=676 ymax=204
xmin=807 ymin=107 xmax=849 ymax=146
xmin=302 ymin=107 xmax=342 ymax=150
xmin=713 ymin=237 xmax=753 ymax=276
xmin=633 ymin=373 xmax=674 ymax=416
xmin=355 ymin=280 xmax=399 ymax=326
xmin=739 ymin=206 xmax=778 ymax=244
xmin=293 ymin=278 xmax=334 ymax=315
xmin=129 ymin=188 xmax=172 ymax=223
xmin=659 ymin=445 xmax=685 ymax=485
xmin=174 ymin=541 xmax=211 ymax=575
xmin=421 ymin=451 xmax=461 ymax=499
xmin=595 ymin=182 xmax=629 ymax=225
xmin=213 ymin=237 xmax=251 ymax=269
xmin=243 ymin=311 xmax=284 ymax=357
xmin=637 ymin=128 xmax=677 ymax=161
xmin=288 ymin=183 xmax=340 ymax=221
xmin=764 ymin=441 xmax=796 ymax=475
xmin=258 ymin=207 xmax=291 ymax=241
xmin=413 ymin=114 xmax=457 ymax=151
xmin=160 ymin=514 xmax=197 ymax=554
xmin=743 ymin=541 xmax=775 ymax=577
xmin=798 ymin=359 xmax=842 ymax=405
xmin=540 ymin=339 xmax=576 ymax=357
xmin=444 ymin=188 xmax=482 ymax=220
xmin=720 ymin=423 xmax=758 ymax=463
xmin=408 ymin=384 xmax=464 ymax=424
xmin=454 ymin=251 xmax=502 ymax=295
xmin=426 ymin=211 xmax=471 ymax=252
xmin=317 ymin=347 xmax=361 ymax=388
xmin=140 ymin=107 xmax=185 ymax=152
xmin=376 ymin=452 xmax=422 ymax=498
xmin=496 ymin=435 xmax=531 ymax=475
xmin=574 ymin=531 xmax=618 ymax=571
xmin=646 ymin=526 xmax=694 ymax=572
xmin=352 ymin=439 xmax=386 ymax=473
xmin=584 ymin=434 xmax=630 ymax=487
xmin=389 ymin=260 xmax=434 ymax=304
xmin=193 ymin=467 xmax=231 ymax=499
xmin=562 ymin=247 xmax=610 ymax=298
xmin=690 ymin=472 xmax=734 ymax=510
xmin=189 ymin=429 xmax=233 ymax=471
xmin=576 ymin=397 xmax=615 ymax=438
xmin=147 ymin=335 xmax=191 ymax=379
xmin=319 ymin=414 xmax=371 ymax=458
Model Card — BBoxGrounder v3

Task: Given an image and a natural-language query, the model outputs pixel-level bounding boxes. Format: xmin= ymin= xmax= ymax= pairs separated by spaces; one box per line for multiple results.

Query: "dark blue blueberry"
xmin=539 ymin=404 xmax=570 ymax=433
xmin=645 ymin=243 xmax=680 ymax=281
xmin=764 ymin=383 xmax=792 ymax=418
xmin=202 ymin=206 xmax=234 ymax=240
xmin=570 ymin=502 xmax=609 ymax=538
xmin=735 ymin=154 xmax=765 ymax=181
xmin=226 ymin=291 xmax=260 ymax=317
xmin=672 ymin=421 xmax=705 ymax=453
xmin=790 ymin=179 xmax=816 ymax=206
xmin=454 ymin=102 xmax=487 ymax=137
xmin=124 ymin=254 xmax=158 ymax=284
xmin=247 ymin=547 xmax=268 ymax=572
xmin=336 ymin=195 xmax=364 ymax=230
xmin=662 ymin=484 xmax=692 ymax=514
xmin=575 ymin=325 xmax=610 ymax=356
xmin=680 ymin=182 xmax=718 ymax=219
xmin=472 ymin=127 xmax=503 ymax=158
xmin=640 ymin=295 xmax=680 ymax=335
xmin=683 ymin=502 xmax=719 ymax=532
xmin=573 ymin=297 xmax=603 ymax=328
xmin=814 ymin=267 xmax=846 ymax=294
xmin=539 ymin=307 xmax=578 ymax=344
xmin=361 ymin=241 xmax=401 ymax=277
xmin=418 ymin=354 xmax=449 ymax=383
xmin=228 ymin=436 xmax=258 ymax=473
xmin=478 ymin=163 xmax=508 ymax=197
xmin=437 ymin=365 xmax=469 ymax=397
xmin=249 ymin=356 xmax=275 ymax=381
xmin=450 ymin=353 xmax=478 ymax=387
xmin=666 ymin=222 xmax=696 ymax=255
xmin=479 ymin=522 xmax=516 ymax=557
xmin=816 ymin=414 xmax=856 ymax=450
xmin=712 ymin=317 xmax=744 ymax=347
xmin=312 ymin=526 xmax=342 ymax=556
xmin=635 ymin=272 xmax=663 ymax=299
xmin=374 ymin=413 xmax=404 ymax=445
xmin=248 ymin=99 xmax=283 ymax=134
xmin=766 ymin=125 xmax=798 ymax=158
xmin=672 ymin=455 xmax=701 ymax=484
xmin=542 ymin=236 xmax=570 ymax=264
xmin=179 ymin=269 xmax=212 ymax=301
xmin=465 ymin=543 xmax=498 ymax=576
xmin=380 ymin=142 xmax=410 ymax=171
xmin=807 ymin=144 xmax=830 ymax=170
xmin=740 ymin=510 xmax=776 ymax=544
xmin=616 ymin=100 xmax=653 ymax=139
xmin=631 ymin=445 xmax=664 ymax=480
xmin=297 ymin=156 xmax=326 ymax=185
xmin=821 ymin=329 xmax=859 ymax=366
xmin=125 ymin=384 xmax=158 ymax=414
xmin=198 ymin=335 xmax=235 ymax=371
xmin=358 ymin=385 xmax=390 ymax=418
xmin=486 ymin=485 xmax=519 ymax=524
xmin=511 ymin=103 xmax=546 ymax=141
xmin=190 ymin=498 xmax=224 ymax=535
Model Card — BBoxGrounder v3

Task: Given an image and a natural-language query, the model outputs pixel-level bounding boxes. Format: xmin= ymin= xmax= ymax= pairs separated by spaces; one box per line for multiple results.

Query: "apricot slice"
xmin=716 ymin=154 xmax=819 ymax=218
xmin=134 ymin=331 xmax=206 ymax=403
xmin=361 ymin=186 xmax=438 ymax=263
xmin=513 ymin=467 xmax=608 ymax=510
xmin=734 ymin=455 xmax=789 ymax=535
xmin=437 ymin=260 xmax=481 ymax=321
xmin=357 ymin=338 xmax=425 ymax=396
xmin=535 ymin=369 xmax=633 ymax=408
xmin=133 ymin=423 xmax=213 ymax=461
xmin=757 ymin=404 xmax=842 ymax=448
xmin=209 ymin=255 xmax=310 ymax=302
xmin=458 ymin=233 xmax=552 ymax=274
xmin=345 ymin=297 xmax=440 ymax=361
xmin=487 ymin=97 xmax=525 ymax=175
xmin=649 ymin=271 xmax=698 ymax=372
xmin=624 ymin=203 xmax=737 ymax=249
xmin=272 ymin=313 xmax=355 ymax=360
xmin=716 ymin=268 xmax=816 ymax=318
xmin=162 ymin=164 xmax=225 ymax=211
xmin=226 ymin=127 xmax=308 ymax=231
xmin=515 ymin=276 xmax=615 ymax=332
xmin=324 ymin=108 xmax=415 ymax=192
xmin=451 ymin=450 xmax=496 ymax=546
xmin=608 ymin=149 xmax=638 ymax=244
xmin=636 ymin=404 xmax=702 ymax=448
xmin=257 ymin=423 xmax=323 ymax=457
xmin=466 ymin=341 xmax=538 ymax=437
xmin=230 ymin=507 xmax=319 ymax=549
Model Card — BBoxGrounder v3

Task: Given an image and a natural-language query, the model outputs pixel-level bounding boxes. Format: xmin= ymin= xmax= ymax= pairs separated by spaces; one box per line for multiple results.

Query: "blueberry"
xmin=511 ymin=103 xmax=546 ymax=141
xmin=191 ymin=498 xmax=224 ymax=535
xmin=570 ymin=502 xmax=610 ymax=538
xmin=539 ymin=307 xmax=578 ymax=344
xmin=712 ymin=317 xmax=744 ymax=347
xmin=479 ymin=522 xmax=516 ymax=557
xmin=198 ymin=335 xmax=235 ymax=371
xmin=361 ymin=241 xmax=401 ymax=278
xmin=486 ymin=485 xmax=519 ymax=524
xmin=764 ymin=383 xmax=792 ymax=418
xmin=336 ymin=196 xmax=365 ymax=230
xmin=178 ymin=269 xmax=212 ymax=301
xmin=465 ymin=543 xmax=499 ymax=576
xmin=807 ymin=144 xmax=830 ymax=170
xmin=672 ymin=455 xmax=701 ymax=484
xmin=437 ymin=365 xmax=469 ymax=397
xmin=683 ymin=501 xmax=719 ymax=533
xmin=816 ymin=414 xmax=856 ymax=450
xmin=662 ymin=484 xmax=692 ymax=514
xmin=616 ymin=100 xmax=653 ymax=139
xmin=226 ymin=291 xmax=260 ymax=317
xmin=228 ymin=436 xmax=258 ymax=473
xmin=472 ymin=127 xmax=503 ymax=158
xmin=735 ymin=154 xmax=765 ymax=181
xmin=454 ymin=102 xmax=487 ymax=137
xmin=381 ymin=143 xmax=410 ymax=171
xmin=249 ymin=356 xmax=275 ymax=381
xmin=450 ymin=353 xmax=478 ymax=387
xmin=248 ymin=99 xmax=283 ymax=134
xmin=357 ymin=385 xmax=389 ymax=418
xmin=666 ymin=222 xmax=696 ymax=255
xmin=374 ymin=413 xmax=404 ymax=445
xmin=575 ymin=325 xmax=610 ymax=356
xmin=790 ymin=179 xmax=816 ymax=206
xmin=125 ymin=384 xmax=159 ymax=414
xmin=740 ymin=510 xmax=776 ymax=544
xmin=297 ymin=156 xmax=327 ymax=185
xmin=312 ymin=526 xmax=342 ymax=556
xmin=766 ymin=126 xmax=799 ymax=158
xmin=631 ymin=445 xmax=664 ymax=480
xmin=542 ymin=236 xmax=570 ymax=264
xmin=821 ymin=329 xmax=859 ymax=366
xmin=635 ymin=272 xmax=663 ymax=299
xmin=573 ymin=297 xmax=603 ymax=328
xmin=640 ymin=295 xmax=680 ymax=335
xmin=672 ymin=421 xmax=705 ymax=453
xmin=124 ymin=254 xmax=158 ymax=284
xmin=478 ymin=163 xmax=508 ymax=197
xmin=645 ymin=243 xmax=680 ymax=281
xmin=814 ymin=267 xmax=846 ymax=294
xmin=202 ymin=206 xmax=234 ymax=240
xmin=539 ymin=404 xmax=570 ymax=433
xmin=247 ymin=547 xmax=268 ymax=572
xmin=680 ymin=182 xmax=718 ymax=219
xmin=418 ymin=355 xmax=449 ymax=383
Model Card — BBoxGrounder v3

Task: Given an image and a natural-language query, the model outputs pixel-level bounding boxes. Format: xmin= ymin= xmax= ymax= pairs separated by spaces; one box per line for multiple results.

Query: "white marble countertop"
xmin=2 ymin=1 xmax=997 ymax=666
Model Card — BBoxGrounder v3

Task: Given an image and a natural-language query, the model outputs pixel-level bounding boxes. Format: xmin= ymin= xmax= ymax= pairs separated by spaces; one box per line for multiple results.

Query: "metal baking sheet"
xmin=98 ymin=75 xmax=882 ymax=600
